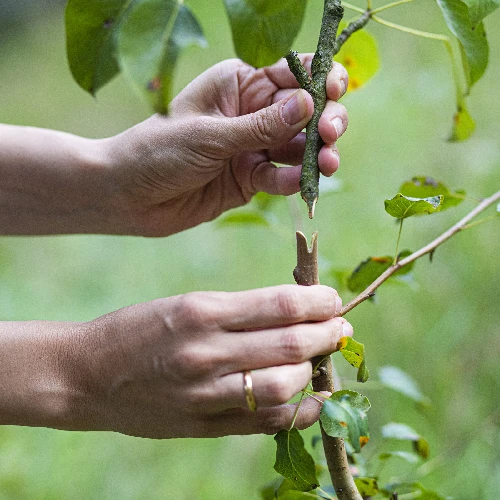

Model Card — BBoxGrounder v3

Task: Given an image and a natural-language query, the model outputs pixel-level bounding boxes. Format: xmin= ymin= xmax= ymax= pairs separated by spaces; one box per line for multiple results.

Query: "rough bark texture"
xmin=293 ymin=232 xmax=362 ymax=500
xmin=287 ymin=2 xmax=372 ymax=219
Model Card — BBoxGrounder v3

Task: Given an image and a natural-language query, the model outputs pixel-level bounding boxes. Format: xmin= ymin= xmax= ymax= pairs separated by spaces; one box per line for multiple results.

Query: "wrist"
xmin=0 ymin=321 xmax=102 ymax=431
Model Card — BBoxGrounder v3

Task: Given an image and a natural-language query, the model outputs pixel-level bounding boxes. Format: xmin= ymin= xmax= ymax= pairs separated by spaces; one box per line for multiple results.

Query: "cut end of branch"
xmin=303 ymin=195 xmax=318 ymax=219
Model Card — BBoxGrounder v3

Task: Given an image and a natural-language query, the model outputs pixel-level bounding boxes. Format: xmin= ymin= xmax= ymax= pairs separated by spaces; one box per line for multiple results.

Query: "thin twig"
xmin=339 ymin=190 xmax=500 ymax=316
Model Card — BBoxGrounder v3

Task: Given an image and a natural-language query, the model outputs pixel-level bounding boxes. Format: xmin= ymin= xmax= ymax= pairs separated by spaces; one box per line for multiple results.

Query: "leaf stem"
xmin=317 ymin=486 xmax=335 ymax=499
xmin=341 ymin=1 xmax=366 ymax=14
xmin=370 ymin=0 xmax=414 ymax=14
xmin=290 ymin=390 xmax=306 ymax=430
xmin=462 ymin=213 xmax=499 ymax=230
xmin=393 ymin=219 xmax=404 ymax=265
xmin=339 ymin=190 xmax=500 ymax=316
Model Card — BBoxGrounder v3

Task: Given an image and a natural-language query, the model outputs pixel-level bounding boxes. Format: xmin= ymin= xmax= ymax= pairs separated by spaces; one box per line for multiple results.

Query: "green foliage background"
xmin=0 ymin=0 xmax=499 ymax=498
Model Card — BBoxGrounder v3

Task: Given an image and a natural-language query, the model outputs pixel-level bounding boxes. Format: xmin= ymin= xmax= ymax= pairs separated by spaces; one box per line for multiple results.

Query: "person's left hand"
xmin=103 ymin=55 xmax=348 ymax=236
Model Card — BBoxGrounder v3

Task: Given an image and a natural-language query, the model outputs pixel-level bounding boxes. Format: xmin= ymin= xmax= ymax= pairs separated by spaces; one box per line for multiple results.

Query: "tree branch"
xmin=294 ymin=232 xmax=363 ymax=500
xmin=339 ymin=190 xmax=500 ymax=316
xmin=286 ymin=2 xmax=372 ymax=218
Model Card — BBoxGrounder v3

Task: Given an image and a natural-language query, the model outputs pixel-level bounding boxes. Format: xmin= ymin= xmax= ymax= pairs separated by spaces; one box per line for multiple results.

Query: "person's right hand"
xmin=68 ymin=285 xmax=352 ymax=438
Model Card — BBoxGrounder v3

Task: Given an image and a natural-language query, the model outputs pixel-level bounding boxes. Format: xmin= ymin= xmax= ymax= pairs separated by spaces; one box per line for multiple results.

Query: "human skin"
xmin=0 ymin=55 xmax=348 ymax=237
xmin=0 ymin=55 xmax=352 ymax=437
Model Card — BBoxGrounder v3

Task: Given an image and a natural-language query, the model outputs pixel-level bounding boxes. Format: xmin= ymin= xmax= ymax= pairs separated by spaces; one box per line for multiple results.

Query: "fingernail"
xmin=331 ymin=147 xmax=340 ymax=164
xmin=334 ymin=294 xmax=342 ymax=313
xmin=342 ymin=320 xmax=353 ymax=338
xmin=340 ymin=78 xmax=347 ymax=96
xmin=332 ymin=117 xmax=344 ymax=138
xmin=282 ymin=90 xmax=308 ymax=125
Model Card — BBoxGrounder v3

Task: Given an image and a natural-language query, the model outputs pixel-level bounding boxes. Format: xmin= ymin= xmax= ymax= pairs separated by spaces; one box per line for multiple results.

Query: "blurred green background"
xmin=0 ymin=0 xmax=499 ymax=498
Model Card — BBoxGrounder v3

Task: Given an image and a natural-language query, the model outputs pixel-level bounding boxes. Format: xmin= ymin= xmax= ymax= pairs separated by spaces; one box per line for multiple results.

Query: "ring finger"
xmin=208 ymin=362 xmax=313 ymax=412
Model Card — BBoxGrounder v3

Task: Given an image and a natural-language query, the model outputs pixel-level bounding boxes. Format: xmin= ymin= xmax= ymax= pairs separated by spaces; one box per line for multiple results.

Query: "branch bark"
xmin=286 ymin=2 xmax=371 ymax=218
xmin=294 ymin=232 xmax=363 ymax=500
xmin=339 ymin=189 xmax=500 ymax=316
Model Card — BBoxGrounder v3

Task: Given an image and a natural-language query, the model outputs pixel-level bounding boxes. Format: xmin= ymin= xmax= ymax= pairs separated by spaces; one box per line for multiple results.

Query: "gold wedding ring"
xmin=243 ymin=370 xmax=257 ymax=412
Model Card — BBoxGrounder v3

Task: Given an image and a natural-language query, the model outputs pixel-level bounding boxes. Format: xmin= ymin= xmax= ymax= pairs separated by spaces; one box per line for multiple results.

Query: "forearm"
xmin=0 ymin=125 xmax=119 ymax=235
xmin=0 ymin=320 xmax=99 ymax=430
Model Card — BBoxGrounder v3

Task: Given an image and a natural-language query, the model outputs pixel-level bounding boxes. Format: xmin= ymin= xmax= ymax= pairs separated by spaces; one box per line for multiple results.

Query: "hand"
xmin=68 ymin=285 xmax=352 ymax=438
xmin=104 ymin=56 xmax=348 ymax=236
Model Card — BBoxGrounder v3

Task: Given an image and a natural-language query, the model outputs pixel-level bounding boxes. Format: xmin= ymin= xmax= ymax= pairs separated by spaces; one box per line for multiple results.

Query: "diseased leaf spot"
xmin=360 ymin=436 xmax=370 ymax=447
xmin=147 ymin=77 xmax=161 ymax=92
xmin=103 ymin=18 xmax=114 ymax=29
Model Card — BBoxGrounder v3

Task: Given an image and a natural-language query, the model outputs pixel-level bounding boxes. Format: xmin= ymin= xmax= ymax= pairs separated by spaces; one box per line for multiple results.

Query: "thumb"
xmin=222 ymin=89 xmax=313 ymax=153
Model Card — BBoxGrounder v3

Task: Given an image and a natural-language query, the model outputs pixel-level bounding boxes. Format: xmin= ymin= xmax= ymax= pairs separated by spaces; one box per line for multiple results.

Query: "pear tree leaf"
xmin=381 ymin=423 xmax=430 ymax=459
xmin=379 ymin=366 xmax=431 ymax=407
xmin=320 ymin=391 xmax=370 ymax=453
xmin=117 ymin=0 xmax=206 ymax=113
xmin=217 ymin=210 xmax=272 ymax=227
xmin=346 ymin=250 xmax=414 ymax=293
xmin=462 ymin=0 xmax=500 ymax=26
xmin=399 ymin=176 xmax=465 ymax=210
xmin=278 ymin=492 xmax=319 ymax=499
xmin=436 ymin=0 xmax=489 ymax=88
xmin=223 ymin=0 xmax=307 ymax=67
xmin=379 ymin=451 xmax=420 ymax=464
xmin=337 ymin=337 xmax=370 ymax=382
xmin=336 ymin=22 xmax=380 ymax=92
xmin=450 ymin=102 xmax=476 ymax=141
xmin=354 ymin=477 xmax=379 ymax=496
xmin=384 ymin=194 xmax=443 ymax=219
xmin=65 ymin=0 xmax=131 ymax=94
xmin=382 ymin=482 xmax=446 ymax=499
xmin=274 ymin=429 xmax=319 ymax=492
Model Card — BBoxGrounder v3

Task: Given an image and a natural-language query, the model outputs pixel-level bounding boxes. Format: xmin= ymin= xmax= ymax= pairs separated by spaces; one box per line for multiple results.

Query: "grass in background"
xmin=0 ymin=0 xmax=499 ymax=497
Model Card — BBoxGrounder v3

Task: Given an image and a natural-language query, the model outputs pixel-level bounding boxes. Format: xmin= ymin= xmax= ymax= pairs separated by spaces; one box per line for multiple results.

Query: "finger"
xmin=222 ymin=90 xmax=314 ymax=154
xmin=212 ymin=362 xmax=313 ymax=411
xmin=318 ymin=100 xmax=349 ymax=145
xmin=326 ymin=61 xmax=349 ymax=101
xmin=206 ymin=393 xmax=329 ymax=436
xmin=251 ymin=162 xmax=301 ymax=195
xmin=267 ymin=132 xmax=306 ymax=166
xmin=263 ymin=54 xmax=314 ymax=89
xmin=318 ymin=143 xmax=340 ymax=177
xmin=219 ymin=318 xmax=352 ymax=375
xmin=213 ymin=284 xmax=342 ymax=331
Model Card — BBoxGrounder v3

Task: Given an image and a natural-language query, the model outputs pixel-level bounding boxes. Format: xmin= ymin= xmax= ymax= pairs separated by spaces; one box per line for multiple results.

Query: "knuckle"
xmin=261 ymin=410 xmax=289 ymax=435
xmin=275 ymin=288 xmax=305 ymax=321
xmin=267 ymin=375 xmax=295 ymax=405
xmin=177 ymin=292 xmax=220 ymax=328
xmin=173 ymin=346 xmax=215 ymax=379
xmin=280 ymin=329 xmax=310 ymax=362
xmin=249 ymin=108 xmax=278 ymax=145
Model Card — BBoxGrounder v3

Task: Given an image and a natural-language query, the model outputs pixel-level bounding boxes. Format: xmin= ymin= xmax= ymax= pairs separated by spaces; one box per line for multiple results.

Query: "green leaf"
xmin=378 ymin=366 xmax=431 ymax=406
xmin=278 ymin=492 xmax=319 ymax=499
xmin=223 ymin=0 xmax=307 ymax=67
xmin=336 ymin=22 xmax=380 ymax=92
xmin=384 ymin=194 xmax=443 ymax=219
xmin=450 ymin=102 xmax=476 ymax=141
xmin=346 ymin=250 xmax=414 ymax=294
xmin=320 ymin=391 xmax=370 ymax=453
xmin=217 ymin=210 xmax=272 ymax=227
xmin=379 ymin=451 xmax=420 ymax=464
xmin=65 ymin=0 xmax=129 ymax=94
xmin=337 ymin=337 xmax=370 ymax=383
xmin=354 ymin=477 xmax=379 ymax=496
xmin=463 ymin=0 xmax=500 ymax=25
xmin=399 ymin=176 xmax=465 ymax=210
xmin=381 ymin=423 xmax=430 ymax=459
xmin=382 ymin=482 xmax=446 ymax=499
xmin=274 ymin=429 xmax=319 ymax=492
xmin=117 ymin=0 xmax=206 ymax=113
xmin=436 ymin=0 xmax=489 ymax=88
